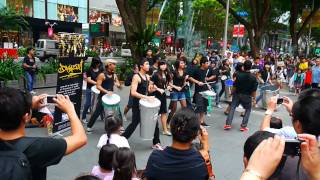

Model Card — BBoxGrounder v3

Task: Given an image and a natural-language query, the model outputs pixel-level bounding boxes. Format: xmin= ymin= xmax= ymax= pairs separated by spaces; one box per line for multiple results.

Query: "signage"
xmin=236 ymin=11 xmax=249 ymax=17
xmin=89 ymin=10 xmax=112 ymax=24
xmin=315 ymin=48 xmax=320 ymax=55
xmin=57 ymin=4 xmax=78 ymax=23
xmin=48 ymin=28 xmax=54 ymax=37
xmin=233 ymin=25 xmax=245 ymax=37
xmin=302 ymin=9 xmax=320 ymax=28
xmin=7 ymin=0 xmax=33 ymax=17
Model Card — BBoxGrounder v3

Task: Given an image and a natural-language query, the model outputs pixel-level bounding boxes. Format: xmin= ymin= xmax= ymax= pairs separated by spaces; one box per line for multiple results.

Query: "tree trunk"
xmin=248 ymin=27 xmax=258 ymax=58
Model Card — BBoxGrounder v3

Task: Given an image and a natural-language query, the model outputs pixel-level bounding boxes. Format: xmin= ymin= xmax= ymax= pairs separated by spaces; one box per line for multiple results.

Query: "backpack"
xmin=0 ymin=138 xmax=36 ymax=180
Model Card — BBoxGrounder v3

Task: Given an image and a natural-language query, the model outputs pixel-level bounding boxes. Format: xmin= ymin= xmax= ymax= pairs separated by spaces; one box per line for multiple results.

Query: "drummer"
xmin=87 ymin=59 xmax=122 ymax=132
xmin=81 ymin=57 xmax=103 ymax=123
xmin=122 ymin=58 xmax=163 ymax=150
xmin=188 ymin=57 xmax=216 ymax=127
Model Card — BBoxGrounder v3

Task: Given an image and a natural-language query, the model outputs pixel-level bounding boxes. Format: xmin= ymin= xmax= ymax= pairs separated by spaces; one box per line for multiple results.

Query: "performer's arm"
xmin=114 ymin=74 xmax=122 ymax=89
xmin=189 ymin=76 xmax=204 ymax=86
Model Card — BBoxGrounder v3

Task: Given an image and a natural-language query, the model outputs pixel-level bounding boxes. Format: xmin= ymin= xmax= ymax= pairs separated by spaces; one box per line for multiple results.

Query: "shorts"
xmin=170 ymin=91 xmax=186 ymax=101
xmin=193 ymin=93 xmax=208 ymax=113
xmin=127 ymin=95 xmax=133 ymax=108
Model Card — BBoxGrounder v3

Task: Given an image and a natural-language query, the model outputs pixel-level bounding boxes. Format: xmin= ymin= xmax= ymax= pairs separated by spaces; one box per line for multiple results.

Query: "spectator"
xmin=243 ymin=131 xmax=286 ymax=179
xmin=97 ymin=114 xmax=130 ymax=149
xmin=0 ymin=87 xmax=87 ymax=180
xmin=111 ymin=147 xmax=139 ymax=180
xmin=303 ymin=65 xmax=312 ymax=90
xmin=22 ymin=47 xmax=37 ymax=94
xmin=293 ymin=69 xmax=305 ymax=95
xmin=299 ymin=58 xmax=309 ymax=72
xmin=91 ymin=144 xmax=117 ymax=179
xmin=75 ymin=175 xmax=100 ymax=180
xmin=311 ymin=58 xmax=320 ymax=88
xmin=144 ymin=108 xmax=210 ymax=180
xmin=270 ymin=117 xmax=283 ymax=129
xmin=224 ymin=60 xmax=258 ymax=131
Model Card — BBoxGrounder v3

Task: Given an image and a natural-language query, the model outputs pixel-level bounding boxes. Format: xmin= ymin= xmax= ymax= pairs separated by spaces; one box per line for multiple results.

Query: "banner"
xmin=57 ymin=4 xmax=79 ymax=22
xmin=53 ymin=33 xmax=85 ymax=135
xmin=53 ymin=57 xmax=84 ymax=134
xmin=7 ymin=0 xmax=33 ymax=17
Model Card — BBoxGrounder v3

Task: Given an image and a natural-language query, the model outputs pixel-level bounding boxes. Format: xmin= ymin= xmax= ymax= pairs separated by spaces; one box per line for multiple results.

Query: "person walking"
xmin=23 ymin=47 xmax=37 ymax=94
xmin=224 ymin=60 xmax=258 ymax=132
xmin=312 ymin=58 xmax=320 ymax=89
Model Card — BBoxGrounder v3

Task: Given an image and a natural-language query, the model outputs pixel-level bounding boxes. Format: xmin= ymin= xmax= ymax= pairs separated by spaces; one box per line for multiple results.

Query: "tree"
xmin=115 ymin=0 xmax=163 ymax=62
xmin=0 ymin=7 xmax=29 ymax=31
xmin=161 ymin=0 xmax=186 ymax=49
xmin=288 ymin=0 xmax=320 ymax=56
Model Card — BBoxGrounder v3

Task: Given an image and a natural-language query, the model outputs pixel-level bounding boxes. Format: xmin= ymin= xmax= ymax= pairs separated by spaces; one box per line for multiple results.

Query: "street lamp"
xmin=222 ymin=0 xmax=230 ymax=56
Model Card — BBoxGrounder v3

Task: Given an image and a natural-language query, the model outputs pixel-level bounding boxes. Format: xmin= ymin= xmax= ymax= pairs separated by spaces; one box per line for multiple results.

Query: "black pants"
xmin=219 ymin=80 xmax=226 ymax=98
xmin=122 ymin=105 xmax=160 ymax=145
xmin=87 ymin=97 xmax=105 ymax=128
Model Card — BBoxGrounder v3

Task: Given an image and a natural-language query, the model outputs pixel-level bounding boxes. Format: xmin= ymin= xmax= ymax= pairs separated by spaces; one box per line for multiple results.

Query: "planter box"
xmin=34 ymin=73 xmax=57 ymax=88
xmin=3 ymin=79 xmax=24 ymax=89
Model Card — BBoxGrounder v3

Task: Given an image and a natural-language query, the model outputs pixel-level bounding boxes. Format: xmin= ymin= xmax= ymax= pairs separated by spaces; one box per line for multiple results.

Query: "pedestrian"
xmin=219 ymin=60 xmax=231 ymax=100
xmin=122 ymin=58 xmax=163 ymax=150
xmin=303 ymin=65 xmax=312 ymax=90
xmin=207 ymin=61 xmax=221 ymax=108
xmin=293 ymin=69 xmax=305 ymax=95
xmin=23 ymin=47 xmax=37 ymax=94
xmin=224 ymin=60 xmax=258 ymax=131
xmin=81 ymin=57 xmax=103 ymax=123
xmin=311 ymin=58 xmax=320 ymax=88
xmin=87 ymin=59 xmax=122 ymax=132
xmin=150 ymin=60 xmax=172 ymax=136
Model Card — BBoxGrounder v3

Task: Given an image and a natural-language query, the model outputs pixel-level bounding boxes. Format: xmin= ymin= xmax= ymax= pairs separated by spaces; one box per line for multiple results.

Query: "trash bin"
xmin=139 ymin=98 xmax=161 ymax=140
xmin=261 ymin=85 xmax=280 ymax=109
xmin=225 ymin=79 xmax=233 ymax=102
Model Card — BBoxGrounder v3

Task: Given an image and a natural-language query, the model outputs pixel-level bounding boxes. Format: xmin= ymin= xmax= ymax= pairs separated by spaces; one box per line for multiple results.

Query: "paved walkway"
xmin=27 ymin=86 xmax=297 ymax=180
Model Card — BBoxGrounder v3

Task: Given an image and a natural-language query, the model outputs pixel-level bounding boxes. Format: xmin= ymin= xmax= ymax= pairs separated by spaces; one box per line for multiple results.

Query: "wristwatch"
xmin=265 ymin=110 xmax=273 ymax=116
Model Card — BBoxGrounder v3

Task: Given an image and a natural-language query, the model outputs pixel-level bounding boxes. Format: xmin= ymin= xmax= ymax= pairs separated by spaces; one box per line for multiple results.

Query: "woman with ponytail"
xmin=97 ymin=114 xmax=130 ymax=149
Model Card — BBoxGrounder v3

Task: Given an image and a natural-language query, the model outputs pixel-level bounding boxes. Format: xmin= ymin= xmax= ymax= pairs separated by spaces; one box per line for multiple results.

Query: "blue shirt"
xmin=312 ymin=65 xmax=320 ymax=83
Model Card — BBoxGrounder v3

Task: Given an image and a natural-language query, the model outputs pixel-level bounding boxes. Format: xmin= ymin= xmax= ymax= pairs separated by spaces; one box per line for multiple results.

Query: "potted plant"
xmin=36 ymin=57 xmax=58 ymax=88
xmin=0 ymin=58 xmax=24 ymax=88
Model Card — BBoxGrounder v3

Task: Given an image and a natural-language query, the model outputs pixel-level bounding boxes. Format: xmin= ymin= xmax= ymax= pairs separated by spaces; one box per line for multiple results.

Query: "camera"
xmin=46 ymin=95 xmax=56 ymax=104
xmin=277 ymin=98 xmax=284 ymax=104
xmin=284 ymin=139 xmax=304 ymax=156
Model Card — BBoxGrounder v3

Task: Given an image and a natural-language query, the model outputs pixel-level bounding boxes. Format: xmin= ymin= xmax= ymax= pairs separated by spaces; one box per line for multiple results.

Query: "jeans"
xmin=211 ymin=83 xmax=220 ymax=105
xmin=219 ymin=80 xmax=226 ymax=98
xmin=87 ymin=96 xmax=105 ymax=128
xmin=185 ymin=89 xmax=193 ymax=109
xmin=25 ymin=72 xmax=35 ymax=92
xmin=82 ymin=88 xmax=104 ymax=120
xmin=226 ymin=94 xmax=252 ymax=127
xmin=122 ymin=106 xmax=160 ymax=145
xmin=255 ymin=84 xmax=267 ymax=104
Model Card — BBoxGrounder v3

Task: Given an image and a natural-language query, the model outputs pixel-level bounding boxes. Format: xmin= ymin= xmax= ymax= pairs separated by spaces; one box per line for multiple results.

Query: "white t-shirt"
xmin=97 ymin=133 xmax=130 ymax=149
xmin=264 ymin=126 xmax=297 ymax=139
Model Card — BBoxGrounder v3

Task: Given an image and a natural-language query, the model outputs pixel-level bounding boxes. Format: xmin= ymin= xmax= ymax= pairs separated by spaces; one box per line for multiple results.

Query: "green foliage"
xmin=18 ymin=48 xmax=27 ymax=57
xmin=0 ymin=7 xmax=29 ymax=31
xmin=84 ymin=62 xmax=91 ymax=73
xmin=116 ymin=58 xmax=135 ymax=81
xmin=38 ymin=57 xmax=59 ymax=75
xmin=161 ymin=0 xmax=186 ymax=34
xmin=0 ymin=59 xmax=24 ymax=81
xmin=85 ymin=49 xmax=99 ymax=57
xmin=132 ymin=24 xmax=158 ymax=59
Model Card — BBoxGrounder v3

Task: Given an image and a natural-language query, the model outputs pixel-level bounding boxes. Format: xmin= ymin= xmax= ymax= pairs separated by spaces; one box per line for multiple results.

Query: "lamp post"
xmin=222 ymin=0 xmax=230 ymax=56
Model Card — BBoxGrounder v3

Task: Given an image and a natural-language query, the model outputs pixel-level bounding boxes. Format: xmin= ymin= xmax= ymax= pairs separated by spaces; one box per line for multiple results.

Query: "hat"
xmin=105 ymin=59 xmax=117 ymax=66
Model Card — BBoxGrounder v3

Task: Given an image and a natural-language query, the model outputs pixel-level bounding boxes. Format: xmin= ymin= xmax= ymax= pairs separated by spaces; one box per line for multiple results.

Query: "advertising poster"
xmin=53 ymin=33 xmax=85 ymax=135
xmin=57 ymin=4 xmax=79 ymax=23
xmin=7 ymin=0 xmax=33 ymax=17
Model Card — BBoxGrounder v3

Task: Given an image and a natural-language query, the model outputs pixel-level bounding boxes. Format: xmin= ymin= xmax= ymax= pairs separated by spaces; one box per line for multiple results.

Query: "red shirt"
xmin=305 ymin=70 xmax=312 ymax=85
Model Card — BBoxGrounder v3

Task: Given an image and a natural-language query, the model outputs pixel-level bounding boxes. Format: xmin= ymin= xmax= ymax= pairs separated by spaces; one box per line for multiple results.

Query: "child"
xmin=270 ymin=116 xmax=283 ymax=129
xmin=293 ymin=69 xmax=305 ymax=95
xmin=109 ymin=147 xmax=140 ymax=180
xmin=91 ymin=144 xmax=118 ymax=179
xmin=97 ymin=114 xmax=130 ymax=149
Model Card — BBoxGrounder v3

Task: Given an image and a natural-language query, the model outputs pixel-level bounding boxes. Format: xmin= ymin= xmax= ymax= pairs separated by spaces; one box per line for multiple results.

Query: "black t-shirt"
xmin=151 ymin=72 xmax=167 ymax=89
xmin=23 ymin=56 xmax=36 ymax=74
xmin=86 ymin=69 xmax=101 ymax=89
xmin=144 ymin=147 xmax=209 ymax=180
xmin=234 ymin=71 xmax=258 ymax=95
xmin=192 ymin=68 xmax=212 ymax=93
xmin=207 ymin=68 xmax=220 ymax=84
xmin=172 ymin=71 xmax=187 ymax=92
xmin=7 ymin=137 xmax=67 ymax=180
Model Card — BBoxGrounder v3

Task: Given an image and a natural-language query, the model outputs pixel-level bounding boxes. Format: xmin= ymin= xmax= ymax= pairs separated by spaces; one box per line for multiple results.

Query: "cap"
xmin=105 ymin=59 xmax=117 ymax=66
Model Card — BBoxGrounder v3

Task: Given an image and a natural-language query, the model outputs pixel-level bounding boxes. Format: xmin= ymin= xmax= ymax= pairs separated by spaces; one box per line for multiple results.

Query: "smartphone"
xmin=46 ymin=95 xmax=56 ymax=104
xmin=277 ymin=98 xmax=284 ymax=104
xmin=284 ymin=139 xmax=303 ymax=156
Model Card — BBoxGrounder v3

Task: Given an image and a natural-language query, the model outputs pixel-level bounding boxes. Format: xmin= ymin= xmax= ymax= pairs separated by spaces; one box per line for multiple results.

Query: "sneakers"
xmin=162 ymin=131 xmax=172 ymax=136
xmin=201 ymin=122 xmax=210 ymax=127
xmin=206 ymin=114 xmax=211 ymax=117
xmin=86 ymin=127 xmax=93 ymax=132
xmin=240 ymin=127 xmax=249 ymax=132
xmin=123 ymin=116 xmax=127 ymax=122
xmin=82 ymin=119 xmax=88 ymax=124
xmin=30 ymin=91 xmax=36 ymax=95
xmin=152 ymin=143 xmax=164 ymax=151
xmin=216 ymin=104 xmax=222 ymax=108
xmin=223 ymin=125 xmax=232 ymax=130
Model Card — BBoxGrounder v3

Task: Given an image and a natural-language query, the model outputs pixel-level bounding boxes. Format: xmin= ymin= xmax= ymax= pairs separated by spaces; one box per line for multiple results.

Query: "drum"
xmin=200 ymin=90 xmax=216 ymax=113
xmin=90 ymin=86 xmax=100 ymax=116
xmin=139 ymin=98 xmax=161 ymax=140
xmin=102 ymin=93 xmax=122 ymax=120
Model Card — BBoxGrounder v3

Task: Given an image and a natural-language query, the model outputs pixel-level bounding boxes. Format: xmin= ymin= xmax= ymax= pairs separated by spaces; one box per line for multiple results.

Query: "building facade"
xmin=0 ymin=0 xmax=88 ymax=47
